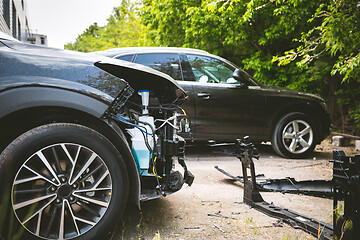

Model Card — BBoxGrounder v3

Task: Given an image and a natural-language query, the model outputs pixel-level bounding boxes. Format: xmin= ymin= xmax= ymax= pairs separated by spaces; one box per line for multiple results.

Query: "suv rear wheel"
xmin=0 ymin=123 xmax=128 ymax=240
xmin=272 ymin=112 xmax=316 ymax=158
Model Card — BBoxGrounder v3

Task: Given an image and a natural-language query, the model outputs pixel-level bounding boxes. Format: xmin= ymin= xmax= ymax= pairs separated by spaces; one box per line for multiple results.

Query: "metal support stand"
xmin=332 ymin=150 xmax=360 ymax=239
xmin=214 ymin=138 xmax=360 ymax=239
xmin=215 ymin=137 xmax=333 ymax=239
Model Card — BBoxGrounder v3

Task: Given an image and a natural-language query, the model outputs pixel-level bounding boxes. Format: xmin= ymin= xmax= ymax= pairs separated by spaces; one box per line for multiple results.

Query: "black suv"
xmin=0 ymin=34 xmax=193 ymax=240
xmin=96 ymin=47 xmax=331 ymax=158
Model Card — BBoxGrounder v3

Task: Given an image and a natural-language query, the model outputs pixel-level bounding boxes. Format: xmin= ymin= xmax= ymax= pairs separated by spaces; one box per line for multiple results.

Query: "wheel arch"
xmin=0 ymin=87 xmax=141 ymax=209
xmin=269 ymin=102 xmax=325 ymax=144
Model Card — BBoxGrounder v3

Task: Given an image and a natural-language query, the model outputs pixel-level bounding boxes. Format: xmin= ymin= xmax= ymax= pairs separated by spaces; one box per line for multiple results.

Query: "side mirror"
xmin=232 ymin=69 xmax=242 ymax=82
xmin=232 ymin=69 xmax=248 ymax=88
xmin=233 ymin=68 xmax=251 ymax=83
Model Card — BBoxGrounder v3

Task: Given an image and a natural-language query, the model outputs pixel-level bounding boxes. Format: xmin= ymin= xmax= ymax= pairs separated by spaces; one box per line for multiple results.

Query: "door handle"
xmin=197 ymin=93 xmax=211 ymax=99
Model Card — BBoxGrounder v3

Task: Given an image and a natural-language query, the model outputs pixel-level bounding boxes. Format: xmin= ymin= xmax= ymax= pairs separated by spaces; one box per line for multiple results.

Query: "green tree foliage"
xmin=141 ymin=0 xmax=360 ymax=132
xmin=65 ymin=0 xmax=149 ymax=52
xmin=273 ymin=0 xmax=359 ymax=82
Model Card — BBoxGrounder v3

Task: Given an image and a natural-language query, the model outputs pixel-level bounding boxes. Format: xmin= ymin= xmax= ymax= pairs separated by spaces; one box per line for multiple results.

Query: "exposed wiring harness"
xmin=155 ymin=115 xmax=179 ymax=130
xmin=115 ymin=115 xmax=153 ymax=136
xmin=104 ymin=89 xmax=191 ymax=194
xmin=152 ymin=157 xmax=162 ymax=179
xmin=110 ymin=113 xmax=155 ymax=154
xmin=155 ymin=109 xmax=191 ymax=132
xmin=110 ymin=105 xmax=191 ymax=194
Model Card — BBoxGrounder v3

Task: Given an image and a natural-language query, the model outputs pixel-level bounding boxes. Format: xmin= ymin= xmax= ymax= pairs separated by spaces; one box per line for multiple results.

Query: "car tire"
xmin=272 ymin=112 xmax=316 ymax=158
xmin=0 ymin=123 xmax=128 ymax=240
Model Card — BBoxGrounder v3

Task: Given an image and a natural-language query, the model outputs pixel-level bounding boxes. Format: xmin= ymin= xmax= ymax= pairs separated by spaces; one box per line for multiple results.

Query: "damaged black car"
xmin=0 ymin=32 xmax=193 ymax=240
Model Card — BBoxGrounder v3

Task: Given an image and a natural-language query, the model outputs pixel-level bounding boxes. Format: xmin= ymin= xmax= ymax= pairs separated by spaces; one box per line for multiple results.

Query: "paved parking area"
xmin=118 ymin=144 xmax=335 ymax=240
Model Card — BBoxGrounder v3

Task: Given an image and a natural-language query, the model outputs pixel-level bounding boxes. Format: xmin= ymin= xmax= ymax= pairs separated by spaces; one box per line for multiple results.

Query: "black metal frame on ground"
xmin=215 ymin=137 xmax=360 ymax=239
xmin=214 ymin=165 xmax=333 ymax=199
xmin=214 ymin=137 xmax=334 ymax=239
xmin=332 ymin=150 xmax=360 ymax=239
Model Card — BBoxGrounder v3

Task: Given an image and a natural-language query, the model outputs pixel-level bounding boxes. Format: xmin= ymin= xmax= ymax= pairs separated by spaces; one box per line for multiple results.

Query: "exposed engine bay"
xmin=103 ymin=83 xmax=194 ymax=200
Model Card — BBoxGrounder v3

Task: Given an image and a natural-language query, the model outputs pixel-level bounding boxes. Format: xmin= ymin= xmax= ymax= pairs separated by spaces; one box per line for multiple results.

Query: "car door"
xmin=183 ymin=54 xmax=266 ymax=142
xmin=133 ymin=53 xmax=197 ymax=135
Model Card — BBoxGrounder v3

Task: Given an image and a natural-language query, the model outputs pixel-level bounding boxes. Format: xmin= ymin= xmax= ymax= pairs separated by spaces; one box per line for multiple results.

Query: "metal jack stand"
xmin=219 ymin=137 xmax=333 ymax=240
xmin=332 ymin=150 xmax=360 ymax=239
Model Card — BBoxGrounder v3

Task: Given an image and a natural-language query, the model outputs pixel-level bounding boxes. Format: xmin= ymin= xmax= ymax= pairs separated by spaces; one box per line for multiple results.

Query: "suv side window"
xmin=115 ymin=54 xmax=135 ymax=62
xmin=134 ymin=53 xmax=183 ymax=80
xmin=187 ymin=54 xmax=238 ymax=84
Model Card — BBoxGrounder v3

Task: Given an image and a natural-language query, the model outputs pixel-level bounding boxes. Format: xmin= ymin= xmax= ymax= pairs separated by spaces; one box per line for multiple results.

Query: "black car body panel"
xmin=94 ymin=59 xmax=187 ymax=105
xmin=186 ymin=82 xmax=267 ymax=140
xmin=0 ymin=38 xmax=186 ymax=104
xmin=0 ymin=84 xmax=109 ymax=119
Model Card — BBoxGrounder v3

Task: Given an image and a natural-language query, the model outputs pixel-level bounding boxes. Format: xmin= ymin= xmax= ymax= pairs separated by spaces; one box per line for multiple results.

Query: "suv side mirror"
xmin=232 ymin=69 xmax=248 ymax=88
xmin=232 ymin=69 xmax=242 ymax=81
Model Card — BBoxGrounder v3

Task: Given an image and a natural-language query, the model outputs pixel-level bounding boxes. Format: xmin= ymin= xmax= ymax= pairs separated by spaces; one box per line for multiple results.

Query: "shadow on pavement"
xmin=116 ymin=198 xmax=174 ymax=240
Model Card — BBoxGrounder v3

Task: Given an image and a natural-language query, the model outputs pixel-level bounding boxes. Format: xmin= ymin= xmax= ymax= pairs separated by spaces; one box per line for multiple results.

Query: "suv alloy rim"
xmin=281 ymin=120 xmax=313 ymax=154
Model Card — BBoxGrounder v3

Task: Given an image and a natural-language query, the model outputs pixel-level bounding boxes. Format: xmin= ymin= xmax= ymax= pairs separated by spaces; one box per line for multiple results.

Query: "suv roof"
xmin=94 ymin=47 xmax=210 ymax=58
xmin=92 ymin=47 xmax=239 ymax=70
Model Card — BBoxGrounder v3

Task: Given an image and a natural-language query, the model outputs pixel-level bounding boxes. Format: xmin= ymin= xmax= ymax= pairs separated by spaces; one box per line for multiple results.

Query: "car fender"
xmin=0 ymin=86 xmax=110 ymax=118
xmin=0 ymin=78 xmax=141 ymax=208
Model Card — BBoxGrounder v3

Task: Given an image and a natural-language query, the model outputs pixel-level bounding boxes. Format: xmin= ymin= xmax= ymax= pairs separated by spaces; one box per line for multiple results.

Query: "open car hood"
xmin=95 ymin=59 xmax=187 ymax=105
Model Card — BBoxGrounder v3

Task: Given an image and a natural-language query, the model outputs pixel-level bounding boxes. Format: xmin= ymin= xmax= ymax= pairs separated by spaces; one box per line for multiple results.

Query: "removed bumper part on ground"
xmin=214 ymin=137 xmax=360 ymax=239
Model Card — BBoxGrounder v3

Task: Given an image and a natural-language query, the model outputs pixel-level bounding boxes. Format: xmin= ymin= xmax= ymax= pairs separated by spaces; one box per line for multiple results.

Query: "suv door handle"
xmin=197 ymin=93 xmax=211 ymax=99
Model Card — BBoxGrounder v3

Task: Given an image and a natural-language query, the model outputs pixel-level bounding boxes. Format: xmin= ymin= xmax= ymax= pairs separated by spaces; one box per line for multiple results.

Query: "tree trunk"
xmin=327 ymin=74 xmax=341 ymax=119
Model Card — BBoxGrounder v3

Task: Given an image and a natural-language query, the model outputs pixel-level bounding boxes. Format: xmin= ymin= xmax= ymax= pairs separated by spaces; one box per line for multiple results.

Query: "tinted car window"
xmin=187 ymin=54 xmax=239 ymax=84
xmin=115 ymin=54 xmax=134 ymax=62
xmin=134 ymin=53 xmax=182 ymax=80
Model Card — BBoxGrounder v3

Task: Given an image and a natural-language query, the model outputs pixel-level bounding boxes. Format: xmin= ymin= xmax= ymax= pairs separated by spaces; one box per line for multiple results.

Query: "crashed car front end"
xmin=96 ymin=59 xmax=194 ymax=200
xmin=0 ymin=34 xmax=193 ymax=240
